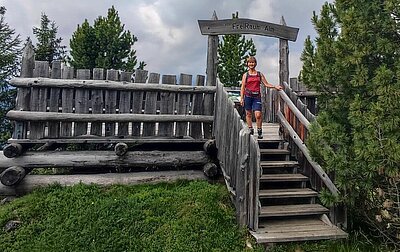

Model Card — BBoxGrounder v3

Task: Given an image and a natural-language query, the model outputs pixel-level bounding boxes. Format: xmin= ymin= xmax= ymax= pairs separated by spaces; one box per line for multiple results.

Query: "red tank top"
xmin=246 ymin=72 xmax=261 ymax=92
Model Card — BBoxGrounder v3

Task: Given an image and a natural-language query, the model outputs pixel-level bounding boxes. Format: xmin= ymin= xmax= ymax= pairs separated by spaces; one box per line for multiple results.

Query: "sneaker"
xmin=257 ymin=128 xmax=263 ymax=139
xmin=249 ymin=127 xmax=254 ymax=135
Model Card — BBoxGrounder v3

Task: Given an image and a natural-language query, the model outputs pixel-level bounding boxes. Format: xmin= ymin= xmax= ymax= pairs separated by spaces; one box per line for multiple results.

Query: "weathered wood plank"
xmin=198 ymin=18 xmax=299 ymax=41
xmin=0 ymin=170 xmax=206 ymax=196
xmin=60 ymin=66 xmax=74 ymax=137
xmin=158 ymin=75 xmax=176 ymax=136
xmin=176 ymin=74 xmax=192 ymax=137
xmin=104 ymin=70 xmax=119 ymax=136
xmin=143 ymin=73 xmax=159 ymax=136
xmin=189 ymin=75 xmax=205 ymax=138
xmin=118 ymin=71 xmax=133 ymax=137
xmin=10 ymin=78 xmax=216 ymax=94
xmin=91 ymin=68 xmax=104 ymax=136
xmin=20 ymin=40 xmax=34 ymax=78
xmin=132 ymin=69 xmax=148 ymax=136
xmin=7 ymin=111 xmax=213 ymax=123
xmin=0 ymin=151 xmax=210 ymax=169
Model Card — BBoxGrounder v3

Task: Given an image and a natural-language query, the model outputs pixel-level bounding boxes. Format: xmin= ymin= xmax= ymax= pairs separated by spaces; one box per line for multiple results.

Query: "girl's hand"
xmin=240 ymin=99 xmax=244 ymax=106
xmin=275 ymin=85 xmax=283 ymax=91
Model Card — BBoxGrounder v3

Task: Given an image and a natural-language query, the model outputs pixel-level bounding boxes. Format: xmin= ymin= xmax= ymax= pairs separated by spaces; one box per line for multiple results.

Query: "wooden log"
xmin=3 ymin=143 xmax=23 ymax=158
xmin=203 ymin=139 xmax=217 ymax=156
xmin=114 ymin=142 xmax=128 ymax=156
xmin=279 ymin=16 xmax=289 ymax=85
xmin=0 ymin=166 xmax=27 ymax=186
xmin=7 ymin=111 xmax=214 ymax=123
xmin=10 ymin=78 xmax=217 ymax=94
xmin=203 ymin=162 xmax=218 ymax=178
xmin=0 ymin=170 xmax=207 ymax=196
xmin=0 ymin=151 xmax=210 ymax=169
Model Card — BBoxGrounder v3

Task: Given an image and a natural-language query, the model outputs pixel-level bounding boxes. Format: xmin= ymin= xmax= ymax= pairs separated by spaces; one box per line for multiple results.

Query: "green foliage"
xmin=301 ymin=0 xmax=400 ymax=247
xmin=217 ymin=12 xmax=256 ymax=87
xmin=0 ymin=6 xmax=20 ymax=146
xmin=33 ymin=13 xmax=66 ymax=64
xmin=69 ymin=6 xmax=145 ymax=71
xmin=0 ymin=181 xmax=263 ymax=252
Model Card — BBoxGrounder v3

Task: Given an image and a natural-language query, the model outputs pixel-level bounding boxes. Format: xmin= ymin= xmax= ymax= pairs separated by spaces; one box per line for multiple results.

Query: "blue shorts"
xmin=244 ymin=96 xmax=262 ymax=111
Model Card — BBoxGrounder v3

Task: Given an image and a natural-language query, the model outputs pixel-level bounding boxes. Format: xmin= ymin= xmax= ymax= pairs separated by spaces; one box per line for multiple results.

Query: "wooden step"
xmin=259 ymin=204 xmax=329 ymax=217
xmin=252 ymin=218 xmax=348 ymax=243
xmin=259 ymin=188 xmax=318 ymax=199
xmin=260 ymin=161 xmax=298 ymax=168
xmin=259 ymin=149 xmax=290 ymax=155
xmin=260 ymin=173 xmax=308 ymax=182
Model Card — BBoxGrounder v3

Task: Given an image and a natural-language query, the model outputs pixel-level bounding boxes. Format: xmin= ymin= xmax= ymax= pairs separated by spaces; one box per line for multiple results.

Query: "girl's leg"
xmin=246 ymin=110 xmax=254 ymax=134
xmin=255 ymin=110 xmax=263 ymax=139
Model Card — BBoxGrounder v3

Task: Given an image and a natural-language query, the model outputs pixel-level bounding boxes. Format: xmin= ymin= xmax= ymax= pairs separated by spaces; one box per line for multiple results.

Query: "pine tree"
xmin=69 ymin=6 xmax=144 ymax=71
xmin=0 ymin=6 xmax=21 ymax=145
xmin=69 ymin=19 xmax=97 ymax=70
xmin=301 ymin=0 xmax=400 ymax=246
xmin=217 ymin=12 xmax=256 ymax=87
xmin=33 ymin=13 xmax=65 ymax=64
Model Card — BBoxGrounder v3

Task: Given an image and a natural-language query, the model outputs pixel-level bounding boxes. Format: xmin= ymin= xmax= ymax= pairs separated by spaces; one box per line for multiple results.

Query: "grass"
xmin=0 ymin=180 xmax=394 ymax=252
xmin=0 ymin=180 xmax=263 ymax=252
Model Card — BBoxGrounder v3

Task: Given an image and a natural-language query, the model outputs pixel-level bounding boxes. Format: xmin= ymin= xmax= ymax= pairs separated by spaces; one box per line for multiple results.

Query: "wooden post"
xmin=0 ymin=166 xmax=28 ymax=186
xmin=278 ymin=16 xmax=290 ymax=123
xmin=91 ymin=68 xmax=104 ymax=136
xmin=204 ymin=11 xmax=218 ymax=139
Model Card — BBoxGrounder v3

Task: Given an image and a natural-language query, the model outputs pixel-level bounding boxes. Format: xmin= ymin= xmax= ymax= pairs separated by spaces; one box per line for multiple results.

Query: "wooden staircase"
xmin=250 ymin=126 xmax=347 ymax=243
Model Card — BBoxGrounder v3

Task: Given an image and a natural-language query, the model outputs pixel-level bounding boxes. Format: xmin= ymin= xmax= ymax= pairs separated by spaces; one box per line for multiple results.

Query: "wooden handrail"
xmin=277 ymin=111 xmax=339 ymax=196
xmin=277 ymin=83 xmax=339 ymax=196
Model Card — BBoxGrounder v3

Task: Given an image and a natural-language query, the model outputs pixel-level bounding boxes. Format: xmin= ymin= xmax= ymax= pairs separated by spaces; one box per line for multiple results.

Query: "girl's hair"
xmin=247 ymin=56 xmax=257 ymax=65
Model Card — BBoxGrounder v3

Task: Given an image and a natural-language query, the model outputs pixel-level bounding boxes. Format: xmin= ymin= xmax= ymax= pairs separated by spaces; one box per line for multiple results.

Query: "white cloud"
xmin=3 ymin=0 xmax=330 ymax=81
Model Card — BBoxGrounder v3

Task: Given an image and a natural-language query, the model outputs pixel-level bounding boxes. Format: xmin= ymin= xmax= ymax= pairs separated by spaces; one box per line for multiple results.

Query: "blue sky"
xmin=3 ymin=0 xmax=331 ymax=84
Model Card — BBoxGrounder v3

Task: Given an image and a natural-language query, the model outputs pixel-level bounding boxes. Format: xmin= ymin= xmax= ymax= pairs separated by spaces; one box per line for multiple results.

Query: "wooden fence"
xmin=7 ymin=60 xmax=215 ymax=142
xmin=213 ymin=80 xmax=260 ymax=230
xmin=277 ymin=82 xmax=347 ymax=227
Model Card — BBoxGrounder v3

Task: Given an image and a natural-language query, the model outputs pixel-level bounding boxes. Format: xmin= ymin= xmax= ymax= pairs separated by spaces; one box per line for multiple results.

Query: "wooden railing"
xmin=7 ymin=60 xmax=215 ymax=141
xmin=277 ymin=81 xmax=347 ymax=227
xmin=213 ymin=81 xmax=260 ymax=230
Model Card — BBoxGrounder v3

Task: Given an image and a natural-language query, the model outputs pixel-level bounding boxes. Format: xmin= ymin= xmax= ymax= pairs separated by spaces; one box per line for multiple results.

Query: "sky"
xmin=2 ymin=0 xmax=331 ymax=85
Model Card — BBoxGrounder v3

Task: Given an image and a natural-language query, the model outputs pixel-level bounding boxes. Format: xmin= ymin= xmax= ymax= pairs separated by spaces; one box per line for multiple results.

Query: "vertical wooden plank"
xmin=51 ymin=60 xmax=62 ymax=79
xmin=29 ymin=61 xmax=49 ymax=139
xmin=14 ymin=40 xmax=34 ymax=139
xmin=60 ymin=66 xmax=74 ymax=137
xmin=158 ymin=75 xmax=176 ymax=136
xmin=142 ymin=73 xmax=159 ymax=136
xmin=20 ymin=39 xmax=34 ymax=78
xmin=131 ymin=69 xmax=148 ymax=136
xmin=176 ymin=74 xmax=192 ymax=137
xmin=47 ymin=61 xmax=62 ymax=138
xmin=74 ymin=70 xmax=90 ymax=136
xmin=104 ymin=70 xmax=119 ymax=136
xmin=190 ymin=75 xmax=205 ymax=139
xmin=118 ymin=71 xmax=133 ymax=137
xmin=90 ymin=68 xmax=104 ymax=136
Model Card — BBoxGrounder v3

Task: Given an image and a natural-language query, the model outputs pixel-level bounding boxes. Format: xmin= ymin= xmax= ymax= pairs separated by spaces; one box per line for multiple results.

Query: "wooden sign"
xmin=198 ymin=18 xmax=299 ymax=41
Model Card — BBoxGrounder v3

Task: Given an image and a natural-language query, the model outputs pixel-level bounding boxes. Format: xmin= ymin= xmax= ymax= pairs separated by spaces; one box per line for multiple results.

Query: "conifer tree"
xmin=301 ymin=1 xmax=400 ymax=246
xmin=69 ymin=6 xmax=145 ymax=71
xmin=33 ymin=13 xmax=65 ymax=64
xmin=0 ymin=6 xmax=20 ymax=145
xmin=217 ymin=12 xmax=256 ymax=87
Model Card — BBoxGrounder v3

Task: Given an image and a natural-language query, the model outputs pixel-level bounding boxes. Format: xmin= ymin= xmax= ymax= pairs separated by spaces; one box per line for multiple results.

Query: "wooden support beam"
xmin=3 ymin=143 xmax=23 ymax=158
xmin=0 ymin=166 xmax=29 ymax=186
